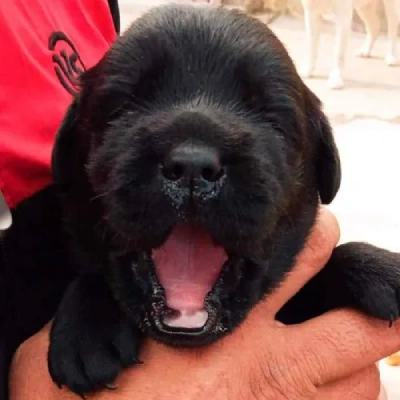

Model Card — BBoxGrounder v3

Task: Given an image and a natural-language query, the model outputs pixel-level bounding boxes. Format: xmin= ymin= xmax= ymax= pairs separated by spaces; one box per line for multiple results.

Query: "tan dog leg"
xmin=243 ymin=0 xmax=264 ymax=13
xmin=328 ymin=0 xmax=354 ymax=89
xmin=300 ymin=0 xmax=321 ymax=79
xmin=382 ymin=0 xmax=399 ymax=66
xmin=355 ymin=0 xmax=380 ymax=58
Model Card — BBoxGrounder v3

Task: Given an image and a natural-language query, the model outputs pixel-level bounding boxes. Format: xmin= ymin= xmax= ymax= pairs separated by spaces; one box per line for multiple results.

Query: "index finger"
xmin=293 ymin=308 xmax=400 ymax=386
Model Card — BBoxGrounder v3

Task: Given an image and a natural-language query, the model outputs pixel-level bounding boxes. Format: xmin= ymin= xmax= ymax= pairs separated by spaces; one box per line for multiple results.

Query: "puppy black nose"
xmin=162 ymin=144 xmax=224 ymax=183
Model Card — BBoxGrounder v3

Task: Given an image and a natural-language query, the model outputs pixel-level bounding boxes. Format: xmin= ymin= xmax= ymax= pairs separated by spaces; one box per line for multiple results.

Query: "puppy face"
xmin=52 ymin=5 xmax=340 ymax=346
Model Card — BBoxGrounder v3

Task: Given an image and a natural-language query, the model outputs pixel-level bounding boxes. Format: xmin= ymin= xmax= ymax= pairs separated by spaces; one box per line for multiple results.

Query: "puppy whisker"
xmin=89 ymin=191 xmax=112 ymax=202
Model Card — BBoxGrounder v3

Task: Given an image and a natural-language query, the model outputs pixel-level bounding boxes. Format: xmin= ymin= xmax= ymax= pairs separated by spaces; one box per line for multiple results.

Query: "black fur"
xmin=45 ymin=4 xmax=400 ymax=396
xmin=0 ymin=186 xmax=74 ymax=399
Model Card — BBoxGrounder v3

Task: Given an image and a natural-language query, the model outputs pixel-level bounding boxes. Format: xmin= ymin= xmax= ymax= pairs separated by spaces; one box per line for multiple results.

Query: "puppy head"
xmin=52 ymin=5 xmax=340 ymax=346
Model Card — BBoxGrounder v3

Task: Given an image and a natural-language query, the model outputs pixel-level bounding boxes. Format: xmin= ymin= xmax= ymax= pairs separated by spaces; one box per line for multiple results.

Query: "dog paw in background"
xmin=355 ymin=0 xmax=399 ymax=67
xmin=382 ymin=0 xmax=399 ymax=66
xmin=355 ymin=0 xmax=381 ymax=59
xmin=327 ymin=67 xmax=344 ymax=89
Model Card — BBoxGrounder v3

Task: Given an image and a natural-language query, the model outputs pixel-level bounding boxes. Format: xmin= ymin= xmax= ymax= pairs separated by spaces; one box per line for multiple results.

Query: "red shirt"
xmin=0 ymin=0 xmax=117 ymax=208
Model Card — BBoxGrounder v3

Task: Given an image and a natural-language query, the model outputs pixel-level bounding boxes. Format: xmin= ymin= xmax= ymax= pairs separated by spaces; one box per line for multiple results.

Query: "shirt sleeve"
xmin=0 ymin=0 xmax=118 ymax=209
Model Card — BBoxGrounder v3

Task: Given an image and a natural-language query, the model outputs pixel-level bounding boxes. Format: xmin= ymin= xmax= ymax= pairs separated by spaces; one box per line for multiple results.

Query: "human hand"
xmin=10 ymin=208 xmax=397 ymax=399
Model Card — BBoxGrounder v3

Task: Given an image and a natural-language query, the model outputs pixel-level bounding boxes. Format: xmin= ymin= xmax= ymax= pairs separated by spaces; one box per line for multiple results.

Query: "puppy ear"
xmin=51 ymin=97 xmax=82 ymax=185
xmin=51 ymin=63 xmax=103 ymax=185
xmin=306 ymin=89 xmax=341 ymax=204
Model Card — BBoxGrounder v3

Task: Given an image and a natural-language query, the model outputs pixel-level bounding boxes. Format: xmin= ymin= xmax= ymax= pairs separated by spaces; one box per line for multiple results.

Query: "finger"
xmin=253 ymin=207 xmax=340 ymax=318
xmin=10 ymin=326 xmax=78 ymax=400
xmin=316 ymin=365 xmax=381 ymax=400
xmin=293 ymin=308 xmax=400 ymax=386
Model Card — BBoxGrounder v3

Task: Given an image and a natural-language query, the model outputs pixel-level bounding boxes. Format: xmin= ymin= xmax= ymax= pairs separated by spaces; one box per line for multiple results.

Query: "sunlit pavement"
xmin=331 ymin=119 xmax=400 ymax=399
xmin=118 ymin=1 xmax=400 ymax=397
xmin=330 ymin=119 xmax=400 ymax=251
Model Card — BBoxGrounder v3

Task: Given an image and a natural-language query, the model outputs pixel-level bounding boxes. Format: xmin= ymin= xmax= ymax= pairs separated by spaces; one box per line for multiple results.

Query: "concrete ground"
xmin=119 ymin=1 xmax=400 ymax=397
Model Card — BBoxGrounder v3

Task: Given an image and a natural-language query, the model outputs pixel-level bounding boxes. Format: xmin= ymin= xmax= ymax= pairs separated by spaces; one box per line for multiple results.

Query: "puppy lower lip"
xmin=162 ymin=308 xmax=209 ymax=330
xmin=157 ymin=307 xmax=218 ymax=336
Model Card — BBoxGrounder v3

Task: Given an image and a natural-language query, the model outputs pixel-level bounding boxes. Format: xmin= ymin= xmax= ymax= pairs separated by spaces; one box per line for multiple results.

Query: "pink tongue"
xmin=152 ymin=224 xmax=227 ymax=328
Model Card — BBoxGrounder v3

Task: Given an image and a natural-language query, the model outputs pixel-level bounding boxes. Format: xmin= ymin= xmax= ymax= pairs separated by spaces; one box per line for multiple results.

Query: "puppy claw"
xmin=389 ymin=314 xmax=399 ymax=328
xmin=105 ymin=383 xmax=118 ymax=390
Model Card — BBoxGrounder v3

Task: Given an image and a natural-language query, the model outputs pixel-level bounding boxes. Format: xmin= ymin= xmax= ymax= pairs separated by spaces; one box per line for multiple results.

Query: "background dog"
xmin=300 ymin=0 xmax=399 ymax=89
xmin=47 ymin=4 xmax=400 ymax=396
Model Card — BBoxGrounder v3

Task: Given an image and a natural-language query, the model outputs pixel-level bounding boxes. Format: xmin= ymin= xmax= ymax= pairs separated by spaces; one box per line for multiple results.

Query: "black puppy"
xmin=49 ymin=4 xmax=400 ymax=395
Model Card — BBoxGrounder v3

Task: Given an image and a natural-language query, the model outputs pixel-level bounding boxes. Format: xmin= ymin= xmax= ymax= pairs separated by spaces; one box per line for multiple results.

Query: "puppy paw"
xmin=350 ymin=277 xmax=399 ymax=322
xmin=327 ymin=69 xmax=344 ymax=90
xmin=325 ymin=243 xmax=400 ymax=323
xmin=48 ymin=275 xmax=141 ymax=396
xmin=283 ymin=243 xmax=400 ymax=325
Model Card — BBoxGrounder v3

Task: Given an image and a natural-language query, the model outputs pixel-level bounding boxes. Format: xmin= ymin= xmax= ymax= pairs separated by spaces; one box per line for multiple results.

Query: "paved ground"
xmin=119 ymin=1 xmax=400 ymax=397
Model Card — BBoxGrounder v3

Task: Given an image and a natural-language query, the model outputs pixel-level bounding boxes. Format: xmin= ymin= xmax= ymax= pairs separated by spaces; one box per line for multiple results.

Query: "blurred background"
xmin=118 ymin=1 xmax=400 ymax=397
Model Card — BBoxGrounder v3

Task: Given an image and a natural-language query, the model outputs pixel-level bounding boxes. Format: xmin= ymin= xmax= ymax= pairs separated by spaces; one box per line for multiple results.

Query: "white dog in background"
xmin=300 ymin=0 xmax=399 ymax=89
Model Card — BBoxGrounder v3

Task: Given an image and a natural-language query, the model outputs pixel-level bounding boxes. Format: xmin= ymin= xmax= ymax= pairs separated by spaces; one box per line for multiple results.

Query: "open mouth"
xmin=151 ymin=223 xmax=228 ymax=334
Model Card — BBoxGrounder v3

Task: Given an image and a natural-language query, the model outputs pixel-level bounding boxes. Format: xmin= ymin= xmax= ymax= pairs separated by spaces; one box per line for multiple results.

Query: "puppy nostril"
xmin=162 ymin=161 xmax=184 ymax=181
xmin=202 ymin=165 xmax=224 ymax=182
